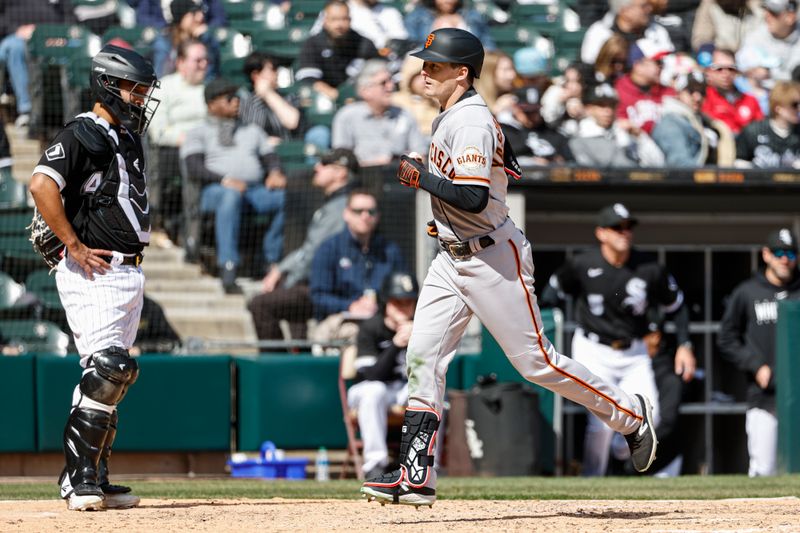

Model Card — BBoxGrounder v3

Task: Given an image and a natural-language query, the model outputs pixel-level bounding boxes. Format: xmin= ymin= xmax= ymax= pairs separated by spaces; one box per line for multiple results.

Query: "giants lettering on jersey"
xmin=429 ymin=142 xmax=455 ymax=179
xmin=456 ymin=146 xmax=488 ymax=170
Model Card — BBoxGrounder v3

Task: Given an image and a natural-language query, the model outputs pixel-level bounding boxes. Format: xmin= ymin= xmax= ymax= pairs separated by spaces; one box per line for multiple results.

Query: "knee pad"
xmin=80 ymin=347 xmax=139 ymax=406
xmin=399 ymin=408 xmax=440 ymax=488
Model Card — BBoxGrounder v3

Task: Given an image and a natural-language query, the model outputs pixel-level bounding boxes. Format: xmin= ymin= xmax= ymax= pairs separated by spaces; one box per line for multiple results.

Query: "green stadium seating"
xmin=275 ymin=140 xmax=316 ymax=172
xmin=222 ymin=0 xmax=257 ymax=21
xmin=28 ymin=24 xmax=100 ymax=64
xmin=0 ymin=271 xmax=24 ymax=310
xmin=489 ymin=25 xmax=543 ymax=53
xmin=0 ymin=319 xmax=69 ymax=355
xmin=288 ymin=0 xmax=327 ymax=25
xmin=25 ymin=269 xmax=61 ymax=309
xmin=0 ymin=172 xmax=27 ymax=210
xmin=509 ymin=3 xmax=563 ymax=36
xmin=248 ymin=25 xmax=311 ymax=64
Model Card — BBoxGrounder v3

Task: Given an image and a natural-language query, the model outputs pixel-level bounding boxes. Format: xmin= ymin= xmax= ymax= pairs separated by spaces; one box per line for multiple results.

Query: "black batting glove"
xmin=397 ymin=155 xmax=426 ymax=188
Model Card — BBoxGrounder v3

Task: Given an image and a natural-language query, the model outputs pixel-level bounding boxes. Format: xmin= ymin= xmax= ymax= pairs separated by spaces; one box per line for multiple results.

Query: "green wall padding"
xmin=0 ymin=355 xmax=36 ymax=451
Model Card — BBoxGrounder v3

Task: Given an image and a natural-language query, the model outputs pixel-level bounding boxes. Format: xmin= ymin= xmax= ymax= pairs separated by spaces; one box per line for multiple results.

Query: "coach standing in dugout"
xmin=718 ymin=228 xmax=800 ymax=477
xmin=28 ymin=45 xmax=160 ymax=511
xmin=541 ymin=203 xmax=696 ymax=477
xmin=361 ymin=29 xmax=659 ymax=508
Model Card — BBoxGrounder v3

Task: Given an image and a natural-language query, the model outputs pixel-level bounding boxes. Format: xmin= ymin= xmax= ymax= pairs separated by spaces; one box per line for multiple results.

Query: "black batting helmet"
xmin=410 ymin=28 xmax=485 ymax=78
xmin=380 ymin=272 xmax=419 ymax=307
xmin=90 ymin=44 xmax=160 ymax=135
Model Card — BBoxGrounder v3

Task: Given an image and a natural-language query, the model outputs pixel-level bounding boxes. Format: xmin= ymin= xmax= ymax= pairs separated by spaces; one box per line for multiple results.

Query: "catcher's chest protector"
xmin=70 ymin=116 xmax=150 ymax=254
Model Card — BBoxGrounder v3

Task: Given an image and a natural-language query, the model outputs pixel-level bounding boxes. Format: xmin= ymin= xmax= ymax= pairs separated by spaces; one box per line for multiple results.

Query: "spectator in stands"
xmin=346 ymin=271 xmax=419 ymax=479
xmin=738 ymin=0 xmax=800 ymax=81
xmin=735 ymin=46 xmax=779 ymax=116
xmin=126 ymin=0 xmax=227 ymax=30
xmin=581 ymin=0 xmax=674 ymax=64
xmin=148 ymin=38 xmax=209 ymax=246
xmin=735 ymin=81 xmax=800 ymax=168
xmin=181 ymin=78 xmax=287 ymax=294
xmin=239 ymin=51 xmax=302 ymax=144
xmin=648 ymin=0 xmax=696 ymax=53
xmin=513 ymin=47 xmax=551 ymax=91
xmin=652 ymin=73 xmax=714 ymax=166
xmin=701 ymin=48 xmax=764 ymax=134
xmin=309 ymin=190 xmax=407 ymax=341
xmin=404 ymin=0 xmax=496 ymax=51
xmin=248 ymin=149 xmax=359 ymax=344
xmin=295 ymin=0 xmax=380 ymax=103
xmin=660 ymin=52 xmax=700 ymax=90
xmin=570 ymin=83 xmax=639 ymax=167
xmin=594 ymin=34 xmax=630 ymax=84
xmin=474 ymin=51 xmax=519 ymax=115
xmin=691 ymin=0 xmax=763 ymax=52
xmin=393 ymin=56 xmax=439 ymax=136
xmin=332 ymin=60 xmax=428 ymax=167
xmin=718 ymin=227 xmax=800 ymax=476
xmin=615 ymin=40 xmax=676 ymax=136
xmin=541 ymin=63 xmax=587 ymax=137
xmin=130 ymin=295 xmax=182 ymax=355
xmin=499 ymin=87 xmax=575 ymax=167
xmin=312 ymin=0 xmax=409 ymax=50
xmin=151 ymin=0 xmax=220 ymax=79
xmin=0 ymin=0 xmax=75 ymax=130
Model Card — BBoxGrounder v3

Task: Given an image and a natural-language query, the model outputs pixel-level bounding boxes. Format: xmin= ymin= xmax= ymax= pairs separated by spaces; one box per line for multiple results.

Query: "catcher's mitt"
xmin=28 ymin=208 xmax=66 ymax=271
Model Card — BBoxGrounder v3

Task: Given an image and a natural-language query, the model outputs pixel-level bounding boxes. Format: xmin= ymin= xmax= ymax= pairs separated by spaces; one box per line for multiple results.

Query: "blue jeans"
xmin=200 ymin=183 xmax=285 ymax=268
xmin=0 ymin=35 xmax=31 ymax=114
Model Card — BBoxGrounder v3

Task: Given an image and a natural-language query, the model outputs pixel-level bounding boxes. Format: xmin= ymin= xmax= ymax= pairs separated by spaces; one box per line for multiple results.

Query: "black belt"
xmin=103 ymin=253 xmax=143 ymax=267
xmin=439 ymin=236 xmax=495 ymax=259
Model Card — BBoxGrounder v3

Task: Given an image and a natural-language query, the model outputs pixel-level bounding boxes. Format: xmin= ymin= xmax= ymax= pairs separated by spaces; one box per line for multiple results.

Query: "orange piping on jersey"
xmin=453 ymin=176 xmax=491 ymax=184
xmin=507 ymin=239 xmax=642 ymax=422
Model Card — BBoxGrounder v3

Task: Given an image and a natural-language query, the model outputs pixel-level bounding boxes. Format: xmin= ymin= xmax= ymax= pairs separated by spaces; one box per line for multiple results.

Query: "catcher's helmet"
xmin=90 ymin=44 xmax=160 ymax=135
xmin=380 ymin=272 xmax=420 ymax=305
xmin=410 ymin=28 xmax=485 ymax=78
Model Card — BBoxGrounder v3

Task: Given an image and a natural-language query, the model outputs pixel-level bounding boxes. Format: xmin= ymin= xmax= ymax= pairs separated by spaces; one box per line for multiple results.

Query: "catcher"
xmin=28 ymin=44 xmax=160 ymax=511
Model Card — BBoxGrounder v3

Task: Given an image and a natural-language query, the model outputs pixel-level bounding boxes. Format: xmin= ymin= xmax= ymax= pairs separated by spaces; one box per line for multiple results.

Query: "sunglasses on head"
xmin=350 ymin=207 xmax=378 ymax=216
xmin=772 ymin=249 xmax=797 ymax=260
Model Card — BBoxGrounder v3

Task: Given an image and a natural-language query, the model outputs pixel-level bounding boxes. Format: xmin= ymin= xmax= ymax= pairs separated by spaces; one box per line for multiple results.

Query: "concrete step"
xmin=148 ymin=291 xmax=247 ymax=310
xmin=141 ymin=262 xmax=203 ymax=280
xmin=167 ymin=308 xmax=256 ymax=340
xmin=143 ymin=246 xmax=186 ymax=264
xmin=145 ymin=277 xmax=223 ymax=294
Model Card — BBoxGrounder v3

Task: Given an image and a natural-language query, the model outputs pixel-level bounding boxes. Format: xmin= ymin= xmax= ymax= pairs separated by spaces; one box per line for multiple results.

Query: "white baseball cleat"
xmin=67 ymin=493 xmax=105 ymax=511
xmin=102 ymin=493 xmax=141 ymax=509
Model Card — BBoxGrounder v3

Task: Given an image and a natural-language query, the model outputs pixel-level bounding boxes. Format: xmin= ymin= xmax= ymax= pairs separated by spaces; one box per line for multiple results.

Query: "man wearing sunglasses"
xmin=541 ymin=203 xmax=695 ymax=476
xmin=701 ymin=47 xmax=764 ymax=134
xmin=718 ymin=228 xmax=800 ymax=476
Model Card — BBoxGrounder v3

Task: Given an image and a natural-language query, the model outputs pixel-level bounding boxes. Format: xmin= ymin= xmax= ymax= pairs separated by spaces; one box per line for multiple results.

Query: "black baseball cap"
xmin=597 ymin=203 xmax=638 ymax=228
xmin=204 ymin=78 xmax=239 ymax=103
xmin=171 ymin=0 xmax=204 ymax=23
xmin=766 ymin=227 xmax=798 ymax=252
xmin=513 ymin=87 xmax=541 ymax=111
xmin=583 ymin=82 xmax=619 ymax=106
xmin=319 ymin=148 xmax=360 ymax=174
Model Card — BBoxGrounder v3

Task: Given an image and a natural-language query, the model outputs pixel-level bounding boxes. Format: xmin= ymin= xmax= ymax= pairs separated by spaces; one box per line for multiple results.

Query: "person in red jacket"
xmin=614 ymin=39 xmax=675 ymax=135
xmin=701 ymin=48 xmax=764 ymax=134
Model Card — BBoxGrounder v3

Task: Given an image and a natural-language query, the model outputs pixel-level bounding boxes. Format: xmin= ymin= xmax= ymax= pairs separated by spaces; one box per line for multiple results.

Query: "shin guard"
xmin=63 ymin=408 xmax=111 ymax=494
xmin=399 ymin=408 xmax=440 ymax=488
xmin=97 ymin=410 xmax=132 ymax=494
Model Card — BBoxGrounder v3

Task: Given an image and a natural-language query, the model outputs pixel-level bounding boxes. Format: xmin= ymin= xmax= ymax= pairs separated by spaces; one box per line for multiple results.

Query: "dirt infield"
xmin=2 ymin=497 xmax=798 ymax=532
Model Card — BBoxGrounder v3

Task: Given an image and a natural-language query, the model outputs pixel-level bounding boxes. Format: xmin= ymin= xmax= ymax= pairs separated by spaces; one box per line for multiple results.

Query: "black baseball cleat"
xmin=361 ymin=469 xmax=436 ymax=508
xmin=625 ymin=394 xmax=658 ymax=472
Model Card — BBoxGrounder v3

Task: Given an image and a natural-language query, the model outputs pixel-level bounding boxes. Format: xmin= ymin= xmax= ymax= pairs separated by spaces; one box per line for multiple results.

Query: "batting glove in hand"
xmin=397 ymin=155 xmax=424 ymax=188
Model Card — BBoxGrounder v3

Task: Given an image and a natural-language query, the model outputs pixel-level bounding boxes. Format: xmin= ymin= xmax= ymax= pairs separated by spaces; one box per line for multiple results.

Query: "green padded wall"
xmin=776 ymin=301 xmax=800 ymax=473
xmin=36 ymin=355 xmax=232 ymax=452
xmin=236 ymin=355 xmax=347 ymax=451
xmin=0 ymin=355 xmax=36 ymax=451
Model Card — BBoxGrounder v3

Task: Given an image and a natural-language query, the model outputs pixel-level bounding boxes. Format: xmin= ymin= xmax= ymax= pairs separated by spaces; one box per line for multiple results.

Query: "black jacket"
xmin=718 ymin=269 xmax=800 ymax=411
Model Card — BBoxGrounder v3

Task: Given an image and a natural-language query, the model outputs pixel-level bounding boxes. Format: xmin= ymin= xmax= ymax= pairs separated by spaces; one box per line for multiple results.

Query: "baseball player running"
xmin=541 ymin=203 xmax=696 ymax=476
xmin=28 ymin=45 xmax=160 ymax=511
xmin=361 ymin=28 xmax=658 ymax=508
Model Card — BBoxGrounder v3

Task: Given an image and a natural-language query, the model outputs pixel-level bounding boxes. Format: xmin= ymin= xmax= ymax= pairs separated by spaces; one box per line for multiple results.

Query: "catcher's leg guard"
xmin=61 ymin=407 xmax=110 ymax=508
xmin=361 ymin=408 xmax=439 ymax=507
xmin=98 ymin=411 xmax=141 ymax=509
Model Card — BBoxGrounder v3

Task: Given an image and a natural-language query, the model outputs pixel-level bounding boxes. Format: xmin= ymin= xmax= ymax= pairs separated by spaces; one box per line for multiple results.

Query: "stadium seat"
xmin=489 ymin=25 xmax=543 ymax=54
xmin=288 ymin=0 xmax=328 ymax=25
xmin=0 ymin=319 xmax=70 ymax=356
xmin=509 ymin=3 xmax=563 ymax=36
xmin=222 ymin=0 xmax=257 ymax=21
xmin=28 ymin=24 xmax=101 ymax=65
xmin=0 ymin=173 xmax=28 ymax=210
xmin=248 ymin=26 xmax=311 ymax=65
xmin=24 ymin=270 xmax=61 ymax=310
xmin=275 ymin=140 xmax=317 ymax=172
xmin=0 ymin=271 xmax=25 ymax=311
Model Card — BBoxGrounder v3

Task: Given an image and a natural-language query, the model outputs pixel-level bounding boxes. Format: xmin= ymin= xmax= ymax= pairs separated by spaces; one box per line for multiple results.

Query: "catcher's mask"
xmin=90 ymin=44 xmax=160 ymax=135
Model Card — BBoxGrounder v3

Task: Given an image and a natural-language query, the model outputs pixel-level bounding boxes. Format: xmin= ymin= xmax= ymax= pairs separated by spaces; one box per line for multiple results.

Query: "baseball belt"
xmin=102 ymin=252 xmax=143 ymax=267
xmin=439 ymin=236 xmax=495 ymax=260
xmin=583 ymin=329 xmax=632 ymax=351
